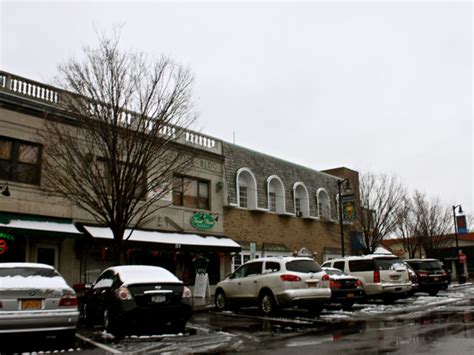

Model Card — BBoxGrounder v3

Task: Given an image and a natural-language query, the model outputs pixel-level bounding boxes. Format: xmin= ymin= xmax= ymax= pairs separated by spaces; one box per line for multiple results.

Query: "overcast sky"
xmin=1 ymin=0 xmax=472 ymax=215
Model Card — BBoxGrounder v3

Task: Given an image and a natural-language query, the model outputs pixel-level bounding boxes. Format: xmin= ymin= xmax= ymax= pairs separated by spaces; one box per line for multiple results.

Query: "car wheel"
xmin=172 ymin=319 xmax=187 ymax=334
xmin=215 ymin=290 xmax=228 ymax=311
xmin=104 ymin=308 xmax=124 ymax=339
xmin=259 ymin=291 xmax=277 ymax=316
xmin=428 ymin=290 xmax=439 ymax=296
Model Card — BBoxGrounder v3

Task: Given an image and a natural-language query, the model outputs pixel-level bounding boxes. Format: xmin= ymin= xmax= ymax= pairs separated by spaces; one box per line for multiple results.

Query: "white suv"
xmin=214 ymin=256 xmax=331 ymax=316
xmin=321 ymin=255 xmax=412 ymax=302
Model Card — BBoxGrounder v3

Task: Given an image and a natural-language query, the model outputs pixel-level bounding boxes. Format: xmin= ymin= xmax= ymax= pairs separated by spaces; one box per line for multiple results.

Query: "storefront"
xmin=78 ymin=225 xmax=241 ymax=287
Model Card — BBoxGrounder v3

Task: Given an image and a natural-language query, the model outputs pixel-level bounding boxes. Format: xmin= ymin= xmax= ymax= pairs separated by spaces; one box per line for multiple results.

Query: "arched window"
xmin=236 ymin=168 xmax=258 ymax=209
xmin=293 ymin=182 xmax=310 ymax=218
xmin=317 ymin=188 xmax=331 ymax=220
xmin=267 ymin=175 xmax=286 ymax=213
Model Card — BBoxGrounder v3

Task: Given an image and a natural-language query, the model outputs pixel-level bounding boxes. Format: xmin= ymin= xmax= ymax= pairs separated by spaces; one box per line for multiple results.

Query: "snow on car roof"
xmin=108 ymin=265 xmax=182 ymax=285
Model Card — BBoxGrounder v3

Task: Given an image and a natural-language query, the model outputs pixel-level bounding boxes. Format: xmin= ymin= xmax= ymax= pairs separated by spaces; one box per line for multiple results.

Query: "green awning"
xmin=0 ymin=213 xmax=83 ymax=239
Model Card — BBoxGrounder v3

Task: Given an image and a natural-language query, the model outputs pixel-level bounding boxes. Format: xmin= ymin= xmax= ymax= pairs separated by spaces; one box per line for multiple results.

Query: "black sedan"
xmin=322 ymin=267 xmax=365 ymax=309
xmin=83 ymin=265 xmax=192 ymax=338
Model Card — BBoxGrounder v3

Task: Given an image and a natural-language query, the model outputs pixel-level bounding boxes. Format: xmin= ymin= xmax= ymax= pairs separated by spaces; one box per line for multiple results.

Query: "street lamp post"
xmin=452 ymin=204 xmax=465 ymax=284
xmin=338 ymin=179 xmax=350 ymax=258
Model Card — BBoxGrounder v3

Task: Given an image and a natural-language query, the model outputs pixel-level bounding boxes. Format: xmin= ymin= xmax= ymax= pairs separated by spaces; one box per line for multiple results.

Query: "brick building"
xmin=222 ymin=142 xmax=362 ymax=268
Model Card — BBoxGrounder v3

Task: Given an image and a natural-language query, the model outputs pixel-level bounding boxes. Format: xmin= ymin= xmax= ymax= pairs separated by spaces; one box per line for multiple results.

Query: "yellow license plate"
xmin=347 ymin=293 xmax=354 ymax=298
xmin=21 ymin=299 xmax=42 ymax=310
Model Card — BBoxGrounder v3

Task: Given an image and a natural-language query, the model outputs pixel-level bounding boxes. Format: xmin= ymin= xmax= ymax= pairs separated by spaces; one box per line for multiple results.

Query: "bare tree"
xmin=39 ymin=32 xmax=198 ymax=262
xmin=412 ymin=191 xmax=453 ymax=258
xmin=395 ymin=196 xmax=420 ymax=258
xmin=358 ymin=172 xmax=408 ymax=254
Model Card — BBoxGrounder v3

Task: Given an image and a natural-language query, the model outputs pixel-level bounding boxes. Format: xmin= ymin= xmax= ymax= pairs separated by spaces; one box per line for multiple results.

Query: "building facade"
xmin=0 ymin=71 xmax=239 ymax=288
xmin=222 ymin=142 xmax=361 ymax=267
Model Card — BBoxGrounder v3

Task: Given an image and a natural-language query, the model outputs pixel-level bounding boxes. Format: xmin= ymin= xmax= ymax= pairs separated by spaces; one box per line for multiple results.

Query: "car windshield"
xmin=286 ymin=260 xmax=322 ymax=273
xmin=0 ymin=267 xmax=60 ymax=278
xmin=374 ymin=258 xmax=407 ymax=271
xmin=324 ymin=268 xmax=345 ymax=276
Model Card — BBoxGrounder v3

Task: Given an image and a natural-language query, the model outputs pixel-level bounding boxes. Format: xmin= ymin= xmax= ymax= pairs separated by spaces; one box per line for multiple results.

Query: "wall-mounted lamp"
xmin=1 ymin=183 xmax=10 ymax=197
xmin=216 ymin=181 xmax=224 ymax=192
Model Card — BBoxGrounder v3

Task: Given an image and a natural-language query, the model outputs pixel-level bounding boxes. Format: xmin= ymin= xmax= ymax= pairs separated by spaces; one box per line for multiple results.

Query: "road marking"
xmin=75 ymin=333 xmax=122 ymax=354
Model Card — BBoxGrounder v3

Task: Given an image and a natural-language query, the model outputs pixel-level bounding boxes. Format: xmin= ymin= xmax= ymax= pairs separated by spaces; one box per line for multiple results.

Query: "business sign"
xmin=341 ymin=194 xmax=356 ymax=221
xmin=0 ymin=232 xmax=15 ymax=255
xmin=190 ymin=213 xmax=216 ymax=230
xmin=456 ymin=215 xmax=468 ymax=234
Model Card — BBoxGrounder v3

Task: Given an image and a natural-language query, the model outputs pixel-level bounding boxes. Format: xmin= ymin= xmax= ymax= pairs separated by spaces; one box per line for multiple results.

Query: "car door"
xmin=224 ymin=264 xmax=248 ymax=302
xmin=238 ymin=261 xmax=263 ymax=302
xmin=85 ymin=270 xmax=115 ymax=324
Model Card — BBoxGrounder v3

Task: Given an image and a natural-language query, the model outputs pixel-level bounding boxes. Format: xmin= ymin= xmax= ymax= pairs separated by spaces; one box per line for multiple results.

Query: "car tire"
xmin=428 ymin=290 xmax=439 ymax=296
xmin=215 ymin=289 xmax=228 ymax=311
xmin=172 ymin=319 xmax=187 ymax=334
xmin=104 ymin=308 xmax=124 ymax=339
xmin=259 ymin=291 xmax=277 ymax=316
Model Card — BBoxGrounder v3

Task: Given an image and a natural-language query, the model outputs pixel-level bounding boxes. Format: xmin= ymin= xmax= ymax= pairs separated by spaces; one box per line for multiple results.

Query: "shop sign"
xmin=0 ymin=232 xmax=15 ymax=255
xmin=341 ymin=194 xmax=356 ymax=221
xmin=190 ymin=213 xmax=216 ymax=230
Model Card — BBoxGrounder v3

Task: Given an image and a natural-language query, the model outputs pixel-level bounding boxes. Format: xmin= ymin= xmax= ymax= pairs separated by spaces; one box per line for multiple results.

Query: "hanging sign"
xmin=190 ymin=213 xmax=216 ymax=230
xmin=456 ymin=215 xmax=468 ymax=234
xmin=341 ymin=194 xmax=356 ymax=221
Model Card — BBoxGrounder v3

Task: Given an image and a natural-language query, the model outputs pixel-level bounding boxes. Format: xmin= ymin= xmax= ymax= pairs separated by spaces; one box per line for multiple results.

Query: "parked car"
xmin=321 ymin=255 xmax=412 ymax=303
xmin=0 ymin=262 xmax=79 ymax=346
xmin=322 ymin=267 xmax=365 ymax=309
xmin=214 ymin=256 xmax=331 ymax=316
xmin=83 ymin=265 xmax=192 ymax=337
xmin=404 ymin=262 xmax=419 ymax=295
xmin=405 ymin=259 xmax=449 ymax=296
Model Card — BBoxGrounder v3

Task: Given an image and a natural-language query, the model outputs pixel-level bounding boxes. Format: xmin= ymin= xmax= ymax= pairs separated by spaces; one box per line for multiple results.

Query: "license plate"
xmin=307 ymin=282 xmax=317 ymax=288
xmin=21 ymin=299 xmax=42 ymax=310
xmin=433 ymin=277 xmax=439 ymax=281
xmin=346 ymin=293 xmax=354 ymax=298
xmin=151 ymin=295 xmax=166 ymax=303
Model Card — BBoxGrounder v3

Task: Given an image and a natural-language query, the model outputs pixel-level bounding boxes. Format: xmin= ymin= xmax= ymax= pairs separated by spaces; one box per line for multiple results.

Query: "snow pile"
xmin=0 ymin=275 xmax=70 ymax=289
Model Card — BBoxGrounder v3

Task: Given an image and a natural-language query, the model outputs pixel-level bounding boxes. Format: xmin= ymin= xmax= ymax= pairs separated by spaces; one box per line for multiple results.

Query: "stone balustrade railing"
xmin=0 ymin=70 xmax=221 ymax=154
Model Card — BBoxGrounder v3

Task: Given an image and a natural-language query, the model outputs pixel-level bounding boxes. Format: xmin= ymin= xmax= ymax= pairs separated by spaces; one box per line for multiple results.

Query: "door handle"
xmin=238 ymin=282 xmax=241 ymax=285
xmin=253 ymin=280 xmax=257 ymax=284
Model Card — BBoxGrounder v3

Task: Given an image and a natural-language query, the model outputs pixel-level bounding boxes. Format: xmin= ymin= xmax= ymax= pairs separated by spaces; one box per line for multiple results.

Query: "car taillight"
xmin=182 ymin=286 xmax=192 ymax=298
xmin=115 ymin=287 xmax=133 ymax=301
xmin=355 ymin=280 xmax=363 ymax=288
xmin=322 ymin=274 xmax=330 ymax=281
xmin=59 ymin=294 xmax=78 ymax=307
xmin=417 ymin=272 xmax=428 ymax=278
xmin=280 ymin=274 xmax=301 ymax=282
xmin=330 ymin=280 xmax=341 ymax=288
xmin=442 ymin=271 xmax=448 ymax=276
xmin=373 ymin=270 xmax=380 ymax=283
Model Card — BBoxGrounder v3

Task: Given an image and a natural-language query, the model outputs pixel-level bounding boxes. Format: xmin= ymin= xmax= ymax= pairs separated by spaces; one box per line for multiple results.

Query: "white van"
xmin=321 ymin=255 xmax=412 ymax=302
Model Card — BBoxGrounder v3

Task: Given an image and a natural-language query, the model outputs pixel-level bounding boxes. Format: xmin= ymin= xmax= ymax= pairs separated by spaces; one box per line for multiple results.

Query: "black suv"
xmin=405 ymin=259 xmax=449 ymax=296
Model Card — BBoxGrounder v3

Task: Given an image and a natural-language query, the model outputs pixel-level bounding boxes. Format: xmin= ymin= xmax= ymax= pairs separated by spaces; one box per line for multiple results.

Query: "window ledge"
xmin=250 ymin=207 xmax=269 ymax=213
xmin=278 ymin=212 xmax=295 ymax=217
xmin=302 ymin=216 xmax=318 ymax=221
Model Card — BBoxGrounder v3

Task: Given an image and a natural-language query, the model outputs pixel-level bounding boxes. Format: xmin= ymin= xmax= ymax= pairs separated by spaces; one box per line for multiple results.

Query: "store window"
xmin=0 ymin=136 xmax=42 ymax=185
xmin=173 ymin=175 xmax=210 ymax=210
xmin=36 ymin=246 xmax=57 ymax=268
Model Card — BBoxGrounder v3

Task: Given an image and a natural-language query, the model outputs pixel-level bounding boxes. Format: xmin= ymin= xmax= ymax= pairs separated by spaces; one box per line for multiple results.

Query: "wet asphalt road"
xmin=2 ymin=283 xmax=474 ymax=354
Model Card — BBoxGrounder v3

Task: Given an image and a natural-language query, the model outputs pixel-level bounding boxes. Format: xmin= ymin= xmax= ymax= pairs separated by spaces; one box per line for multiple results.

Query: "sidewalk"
xmin=192 ymin=297 xmax=214 ymax=313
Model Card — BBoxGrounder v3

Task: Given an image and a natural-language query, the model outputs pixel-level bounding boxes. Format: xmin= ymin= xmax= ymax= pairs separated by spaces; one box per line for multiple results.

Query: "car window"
xmin=0 ymin=267 xmax=60 ymax=278
xmin=286 ymin=260 xmax=322 ymax=273
xmin=232 ymin=265 xmax=246 ymax=279
xmin=244 ymin=262 xmax=263 ymax=277
xmin=321 ymin=262 xmax=331 ymax=268
xmin=334 ymin=261 xmax=345 ymax=271
xmin=349 ymin=259 xmax=375 ymax=272
xmin=374 ymin=258 xmax=406 ymax=271
xmin=93 ymin=270 xmax=115 ymax=289
xmin=264 ymin=262 xmax=281 ymax=274
xmin=410 ymin=260 xmax=443 ymax=271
